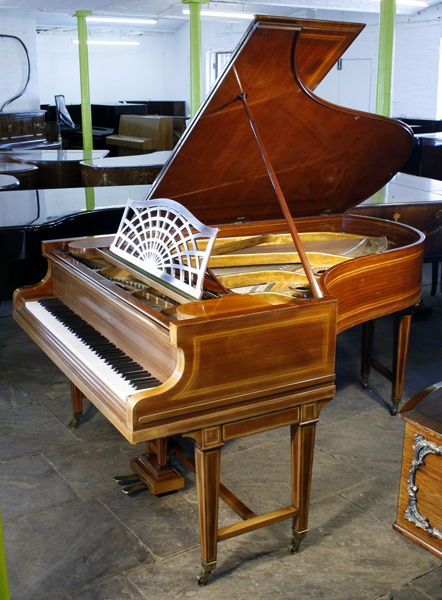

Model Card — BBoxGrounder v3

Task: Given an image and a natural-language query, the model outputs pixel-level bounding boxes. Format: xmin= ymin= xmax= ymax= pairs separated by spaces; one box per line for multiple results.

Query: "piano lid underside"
xmin=149 ymin=19 xmax=413 ymax=226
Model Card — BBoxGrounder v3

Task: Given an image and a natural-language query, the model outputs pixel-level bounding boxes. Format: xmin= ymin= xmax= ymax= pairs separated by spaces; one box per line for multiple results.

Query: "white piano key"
xmin=26 ymin=300 xmax=149 ymax=400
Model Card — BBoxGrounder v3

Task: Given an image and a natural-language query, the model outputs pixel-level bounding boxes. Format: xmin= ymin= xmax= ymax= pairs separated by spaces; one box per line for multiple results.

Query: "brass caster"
xmin=390 ymin=403 xmax=399 ymax=416
xmin=197 ymin=571 xmax=211 ymax=586
xmin=361 ymin=377 xmax=369 ymax=389
xmin=390 ymin=396 xmax=401 ymax=416
xmin=69 ymin=412 xmax=83 ymax=429
xmin=289 ymin=529 xmax=306 ymax=554
xmin=288 ymin=538 xmax=302 ymax=554
xmin=197 ymin=560 xmax=216 ymax=586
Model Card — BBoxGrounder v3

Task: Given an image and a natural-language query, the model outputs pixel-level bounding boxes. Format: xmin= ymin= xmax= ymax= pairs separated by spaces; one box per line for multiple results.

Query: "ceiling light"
xmin=399 ymin=0 xmax=428 ymax=5
xmin=368 ymin=0 xmax=428 ymax=5
xmin=182 ymin=9 xmax=254 ymax=20
xmin=72 ymin=40 xmax=140 ymax=46
xmin=86 ymin=16 xmax=157 ymax=25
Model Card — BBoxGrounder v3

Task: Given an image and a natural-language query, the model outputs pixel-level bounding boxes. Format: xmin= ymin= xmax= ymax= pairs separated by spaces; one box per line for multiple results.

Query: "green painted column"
xmin=376 ymin=0 xmax=396 ymax=117
xmin=85 ymin=187 xmax=95 ymax=211
xmin=182 ymin=0 xmax=208 ymax=117
xmin=75 ymin=10 xmax=94 ymax=153
xmin=0 ymin=507 xmax=10 ymax=600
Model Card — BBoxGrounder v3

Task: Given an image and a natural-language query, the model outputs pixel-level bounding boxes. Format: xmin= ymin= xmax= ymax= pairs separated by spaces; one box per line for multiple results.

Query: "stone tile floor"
xmin=1 ymin=264 xmax=442 ymax=599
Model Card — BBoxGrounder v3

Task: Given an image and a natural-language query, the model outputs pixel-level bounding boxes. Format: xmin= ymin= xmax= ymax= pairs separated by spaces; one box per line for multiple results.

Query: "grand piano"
xmin=13 ymin=16 xmax=424 ymax=585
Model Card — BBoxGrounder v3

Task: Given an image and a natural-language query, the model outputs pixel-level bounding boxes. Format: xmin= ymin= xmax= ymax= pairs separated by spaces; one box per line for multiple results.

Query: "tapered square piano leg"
xmin=391 ymin=311 xmax=412 ymax=415
xmin=361 ymin=319 xmax=375 ymax=391
xmin=183 ymin=409 xmax=324 ymax=585
xmin=194 ymin=445 xmax=221 ymax=586
xmin=361 ymin=309 xmax=413 ymax=415
xmin=185 ymin=428 xmax=223 ymax=586
xmin=69 ymin=382 xmax=83 ymax=429
xmin=289 ymin=421 xmax=316 ymax=552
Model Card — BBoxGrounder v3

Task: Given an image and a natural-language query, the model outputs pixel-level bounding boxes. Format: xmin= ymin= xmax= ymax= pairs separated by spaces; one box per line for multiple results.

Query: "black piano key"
xmin=124 ymin=372 xmax=156 ymax=382
xmin=132 ymin=381 xmax=158 ymax=391
xmin=38 ymin=298 xmax=161 ymax=391
xmin=112 ymin=361 xmax=145 ymax=372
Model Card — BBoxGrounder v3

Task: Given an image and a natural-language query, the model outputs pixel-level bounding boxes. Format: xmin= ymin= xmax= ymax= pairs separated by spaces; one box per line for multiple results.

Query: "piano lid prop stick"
xmin=237 ymin=91 xmax=323 ymax=299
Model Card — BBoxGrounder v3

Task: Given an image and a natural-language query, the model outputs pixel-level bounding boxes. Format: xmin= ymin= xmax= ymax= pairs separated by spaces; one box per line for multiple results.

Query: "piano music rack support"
xmin=172 ymin=398 xmax=332 ymax=586
xmin=361 ymin=308 xmax=413 ymax=415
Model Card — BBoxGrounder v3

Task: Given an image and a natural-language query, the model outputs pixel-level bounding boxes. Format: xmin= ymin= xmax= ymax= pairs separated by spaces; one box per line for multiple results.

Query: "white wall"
xmin=201 ymin=19 xmax=249 ymax=95
xmin=36 ymin=18 xmax=250 ymax=116
xmin=3 ymin=7 xmax=442 ymax=122
xmin=309 ymin=11 xmax=380 ymax=113
xmin=163 ymin=23 xmax=191 ymax=107
xmin=37 ymin=31 xmax=176 ymax=106
xmin=394 ymin=4 xmax=442 ymax=119
xmin=0 ymin=9 xmax=40 ymax=112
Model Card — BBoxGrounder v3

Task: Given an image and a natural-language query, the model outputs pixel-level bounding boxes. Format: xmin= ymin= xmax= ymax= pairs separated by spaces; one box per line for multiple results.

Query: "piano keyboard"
xmin=26 ymin=298 xmax=161 ymax=399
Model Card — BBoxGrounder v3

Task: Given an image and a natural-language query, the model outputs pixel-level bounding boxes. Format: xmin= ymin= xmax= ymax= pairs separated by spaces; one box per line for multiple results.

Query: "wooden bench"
xmin=106 ymin=115 xmax=173 ymax=155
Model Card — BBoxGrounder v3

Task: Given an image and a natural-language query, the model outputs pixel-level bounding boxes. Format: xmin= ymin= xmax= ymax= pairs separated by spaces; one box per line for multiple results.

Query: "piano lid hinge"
xmin=234 ymin=216 xmax=247 ymax=224
xmin=321 ymin=209 xmax=333 ymax=217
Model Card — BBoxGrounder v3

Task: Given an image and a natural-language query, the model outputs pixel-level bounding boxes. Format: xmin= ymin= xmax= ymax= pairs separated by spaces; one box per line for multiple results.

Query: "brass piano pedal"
xmin=121 ymin=481 xmax=147 ymax=494
xmin=69 ymin=411 xmax=83 ymax=429
xmin=113 ymin=473 xmax=147 ymax=494
xmin=113 ymin=473 xmax=139 ymax=483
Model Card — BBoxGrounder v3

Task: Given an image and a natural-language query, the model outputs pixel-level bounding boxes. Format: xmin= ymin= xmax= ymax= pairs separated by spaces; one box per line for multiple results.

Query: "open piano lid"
xmin=147 ymin=16 xmax=413 ymax=225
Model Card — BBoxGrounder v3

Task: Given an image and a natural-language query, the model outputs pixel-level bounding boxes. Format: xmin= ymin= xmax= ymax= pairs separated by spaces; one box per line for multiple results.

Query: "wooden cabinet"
xmin=0 ymin=111 xmax=48 ymax=149
xmin=394 ymin=384 xmax=442 ymax=559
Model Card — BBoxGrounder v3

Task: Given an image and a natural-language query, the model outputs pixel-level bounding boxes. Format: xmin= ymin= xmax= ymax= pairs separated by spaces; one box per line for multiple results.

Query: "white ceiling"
xmin=0 ymin=0 xmax=440 ymax=34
